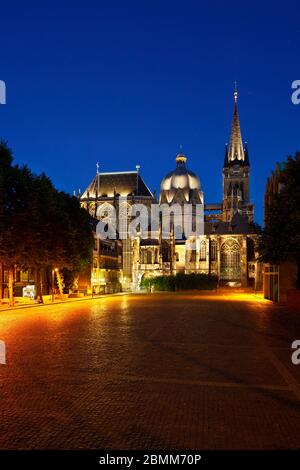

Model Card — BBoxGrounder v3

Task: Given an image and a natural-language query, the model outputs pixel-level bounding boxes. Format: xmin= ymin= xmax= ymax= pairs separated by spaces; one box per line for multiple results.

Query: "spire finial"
xmin=176 ymin=144 xmax=187 ymax=165
xmin=227 ymin=83 xmax=245 ymax=163
xmin=96 ymin=162 xmax=99 ymax=175
xmin=234 ymin=81 xmax=238 ymax=104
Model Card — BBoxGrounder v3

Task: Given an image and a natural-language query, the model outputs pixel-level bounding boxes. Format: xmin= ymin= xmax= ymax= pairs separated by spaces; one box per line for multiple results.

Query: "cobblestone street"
xmin=0 ymin=292 xmax=300 ymax=449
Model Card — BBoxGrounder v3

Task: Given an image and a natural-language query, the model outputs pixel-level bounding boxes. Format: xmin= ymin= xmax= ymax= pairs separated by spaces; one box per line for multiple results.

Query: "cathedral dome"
xmin=160 ymin=152 xmax=201 ymax=192
xmin=159 ymin=151 xmax=203 ymax=205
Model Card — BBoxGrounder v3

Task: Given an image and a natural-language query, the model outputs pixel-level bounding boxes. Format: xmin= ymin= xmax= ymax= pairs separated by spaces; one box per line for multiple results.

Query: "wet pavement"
xmin=0 ymin=291 xmax=300 ymax=449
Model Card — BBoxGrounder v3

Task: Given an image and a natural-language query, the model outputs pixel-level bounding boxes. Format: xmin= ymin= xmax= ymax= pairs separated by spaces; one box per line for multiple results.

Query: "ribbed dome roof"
xmin=160 ymin=152 xmax=201 ymax=192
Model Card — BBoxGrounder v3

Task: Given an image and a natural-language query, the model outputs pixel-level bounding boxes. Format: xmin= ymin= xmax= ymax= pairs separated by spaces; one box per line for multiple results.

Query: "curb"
xmin=0 ymin=292 xmax=129 ymax=313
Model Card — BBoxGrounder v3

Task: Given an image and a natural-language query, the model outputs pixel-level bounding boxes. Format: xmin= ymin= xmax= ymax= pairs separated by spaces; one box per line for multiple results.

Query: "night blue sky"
xmin=1 ymin=0 xmax=299 ymax=225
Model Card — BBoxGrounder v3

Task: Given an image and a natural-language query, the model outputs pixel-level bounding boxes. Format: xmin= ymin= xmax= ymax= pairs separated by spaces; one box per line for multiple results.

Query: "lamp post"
xmin=52 ymin=268 xmax=58 ymax=302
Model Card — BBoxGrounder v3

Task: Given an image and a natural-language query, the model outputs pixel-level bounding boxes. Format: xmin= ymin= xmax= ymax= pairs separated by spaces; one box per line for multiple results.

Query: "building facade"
xmin=77 ymin=232 xmax=123 ymax=295
xmin=80 ymin=169 xmax=154 ymax=290
xmin=81 ymin=89 xmax=261 ymax=291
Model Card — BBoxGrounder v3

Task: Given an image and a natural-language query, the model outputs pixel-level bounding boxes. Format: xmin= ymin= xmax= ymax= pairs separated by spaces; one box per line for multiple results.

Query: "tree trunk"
xmin=0 ymin=263 xmax=3 ymax=303
xmin=36 ymin=267 xmax=44 ymax=303
xmin=8 ymin=267 xmax=14 ymax=307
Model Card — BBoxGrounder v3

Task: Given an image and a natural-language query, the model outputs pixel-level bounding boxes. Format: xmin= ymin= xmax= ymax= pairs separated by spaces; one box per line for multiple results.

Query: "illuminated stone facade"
xmin=80 ymin=169 xmax=154 ymax=290
xmin=80 ymin=90 xmax=260 ymax=290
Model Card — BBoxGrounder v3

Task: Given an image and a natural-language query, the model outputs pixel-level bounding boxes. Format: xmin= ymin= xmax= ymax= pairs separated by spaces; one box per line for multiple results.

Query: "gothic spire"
xmin=227 ymin=83 xmax=245 ymax=163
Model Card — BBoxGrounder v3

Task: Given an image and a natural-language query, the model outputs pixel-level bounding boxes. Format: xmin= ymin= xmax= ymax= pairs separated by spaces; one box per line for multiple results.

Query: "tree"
xmin=260 ymin=152 xmax=300 ymax=288
xmin=19 ymin=170 xmax=94 ymax=302
xmin=0 ymin=142 xmax=35 ymax=305
xmin=0 ymin=141 xmax=94 ymax=305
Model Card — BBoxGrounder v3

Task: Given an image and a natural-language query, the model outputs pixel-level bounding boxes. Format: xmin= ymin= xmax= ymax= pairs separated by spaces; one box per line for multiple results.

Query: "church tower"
xmin=222 ymin=85 xmax=254 ymax=223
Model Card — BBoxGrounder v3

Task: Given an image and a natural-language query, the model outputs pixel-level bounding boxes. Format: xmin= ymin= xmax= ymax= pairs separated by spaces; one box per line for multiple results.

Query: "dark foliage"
xmin=0 ymin=141 xmax=94 ymax=301
xmin=260 ymin=152 xmax=300 ymax=288
xmin=141 ymin=272 xmax=218 ymax=291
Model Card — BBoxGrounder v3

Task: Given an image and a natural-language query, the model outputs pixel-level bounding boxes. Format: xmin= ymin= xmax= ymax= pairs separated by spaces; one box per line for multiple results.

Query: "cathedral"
xmin=80 ymin=89 xmax=261 ymax=292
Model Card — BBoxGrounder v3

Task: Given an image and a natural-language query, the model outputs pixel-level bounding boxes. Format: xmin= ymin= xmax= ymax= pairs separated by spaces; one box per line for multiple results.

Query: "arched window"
xmin=220 ymin=239 xmax=241 ymax=280
xmin=210 ymin=240 xmax=217 ymax=261
xmin=97 ymin=203 xmax=114 ymax=221
xmin=189 ymin=250 xmax=196 ymax=263
xmin=141 ymin=249 xmax=146 ymax=264
xmin=96 ymin=203 xmax=116 ymax=238
xmin=199 ymin=241 xmax=206 ymax=261
xmin=147 ymin=249 xmax=152 ymax=264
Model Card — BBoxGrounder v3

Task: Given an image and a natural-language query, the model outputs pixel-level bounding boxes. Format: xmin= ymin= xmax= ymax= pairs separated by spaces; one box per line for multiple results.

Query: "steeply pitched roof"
xmin=204 ymin=213 xmax=256 ymax=235
xmin=224 ymin=85 xmax=250 ymax=168
xmin=81 ymin=171 xmax=153 ymax=199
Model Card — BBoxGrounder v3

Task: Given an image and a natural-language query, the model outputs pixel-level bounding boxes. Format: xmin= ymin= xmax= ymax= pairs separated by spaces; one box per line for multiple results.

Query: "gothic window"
xmin=210 ymin=240 xmax=217 ymax=261
xmin=220 ymin=239 xmax=241 ymax=280
xmin=199 ymin=241 xmax=206 ymax=261
xmin=188 ymin=250 xmax=196 ymax=263
xmin=141 ymin=249 xmax=147 ymax=264
xmin=147 ymin=249 xmax=152 ymax=264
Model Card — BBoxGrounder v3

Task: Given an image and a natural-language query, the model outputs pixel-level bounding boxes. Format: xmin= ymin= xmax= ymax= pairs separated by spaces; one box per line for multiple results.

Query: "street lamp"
xmin=52 ymin=268 xmax=58 ymax=302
